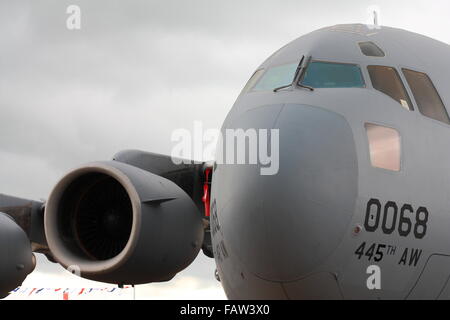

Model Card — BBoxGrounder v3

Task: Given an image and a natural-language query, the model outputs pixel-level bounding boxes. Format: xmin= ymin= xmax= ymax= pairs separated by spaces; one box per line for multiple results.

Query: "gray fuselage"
xmin=210 ymin=24 xmax=450 ymax=299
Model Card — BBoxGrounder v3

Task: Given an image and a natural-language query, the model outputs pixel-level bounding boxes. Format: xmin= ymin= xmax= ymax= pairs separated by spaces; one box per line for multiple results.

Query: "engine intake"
xmin=45 ymin=161 xmax=204 ymax=285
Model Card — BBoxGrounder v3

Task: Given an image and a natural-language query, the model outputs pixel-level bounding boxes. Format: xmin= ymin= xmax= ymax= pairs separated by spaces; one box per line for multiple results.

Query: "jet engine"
xmin=0 ymin=212 xmax=35 ymax=298
xmin=44 ymin=161 xmax=204 ymax=285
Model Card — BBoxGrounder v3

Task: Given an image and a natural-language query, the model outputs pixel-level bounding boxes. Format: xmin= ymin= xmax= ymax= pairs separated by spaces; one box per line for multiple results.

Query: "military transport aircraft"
xmin=2 ymin=23 xmax=450 ymax=299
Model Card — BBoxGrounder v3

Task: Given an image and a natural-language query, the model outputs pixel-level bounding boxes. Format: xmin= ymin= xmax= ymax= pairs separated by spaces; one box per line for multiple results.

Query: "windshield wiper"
xmin=273 ymin=83 xmax=292 ymax=92
xmin=295 ymin=55 xmax=314 ymax=91
xmin=297 ymin=83 xmax=314 ymax=91
xmin=273 ymin=55 xmax=314 ymax=92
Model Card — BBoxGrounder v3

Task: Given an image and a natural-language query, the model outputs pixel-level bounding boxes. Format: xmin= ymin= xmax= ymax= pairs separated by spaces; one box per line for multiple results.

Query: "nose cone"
xmin=213 ymin=104 xmax=358 ymax=282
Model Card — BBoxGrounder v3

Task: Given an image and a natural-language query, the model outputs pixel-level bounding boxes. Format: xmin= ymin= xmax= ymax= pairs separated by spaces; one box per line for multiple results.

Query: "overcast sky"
xmin=2 ymin=0 xmax=450 ymax=300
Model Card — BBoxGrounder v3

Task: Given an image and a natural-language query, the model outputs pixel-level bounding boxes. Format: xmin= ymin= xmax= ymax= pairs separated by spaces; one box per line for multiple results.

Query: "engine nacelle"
xmin=0 ymin=212 xmax=34 ymax=298
xmin=44 ymin=161 xmax=204 ymax=285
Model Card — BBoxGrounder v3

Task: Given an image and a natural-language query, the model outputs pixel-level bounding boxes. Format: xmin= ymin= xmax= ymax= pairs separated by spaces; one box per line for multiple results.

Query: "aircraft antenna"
xmin=373 ymin=10 xmax=378 ymax=27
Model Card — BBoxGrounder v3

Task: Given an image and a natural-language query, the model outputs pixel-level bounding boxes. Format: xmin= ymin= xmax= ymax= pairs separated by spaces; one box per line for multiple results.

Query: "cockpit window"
xmin=242 ymin=69 xmax=265 ymax=94
xmin=252 ymin=63 xmax=297 ymax=91
xmin=367 ymin=66 xmax=413 ymax=110
xmin=301 ymin=61 xmax=365 ymax=88
xmin=402 ymin=69 xmax=450 ymax=125
xmin=359 ymin=42 xmax=385 ymax=57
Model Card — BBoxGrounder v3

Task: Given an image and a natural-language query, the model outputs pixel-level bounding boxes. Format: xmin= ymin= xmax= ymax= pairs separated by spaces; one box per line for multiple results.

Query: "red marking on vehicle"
xmin=63 ymin=291 xmax=69 ymax=300
xmin=202 ymin=168 xmax=212 ymax=217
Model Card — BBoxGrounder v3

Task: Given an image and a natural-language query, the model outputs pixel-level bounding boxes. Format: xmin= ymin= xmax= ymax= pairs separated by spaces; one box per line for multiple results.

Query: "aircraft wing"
xmin=0 ymin=150 xmax=213 ymax=297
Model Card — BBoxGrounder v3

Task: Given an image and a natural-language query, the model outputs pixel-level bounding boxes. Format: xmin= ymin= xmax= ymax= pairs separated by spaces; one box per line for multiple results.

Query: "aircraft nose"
xmin=213 ymin=104 xmax=358 ymax=282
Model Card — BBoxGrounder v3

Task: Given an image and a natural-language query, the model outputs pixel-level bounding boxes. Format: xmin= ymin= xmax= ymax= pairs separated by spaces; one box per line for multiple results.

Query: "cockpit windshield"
xmin=301 ymin=61 xmax=365 ymax=88
xmin=248 ymin=60 xmax=365 ymax=92
xmin=252 ymin=63 xmax=297 ymax=91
